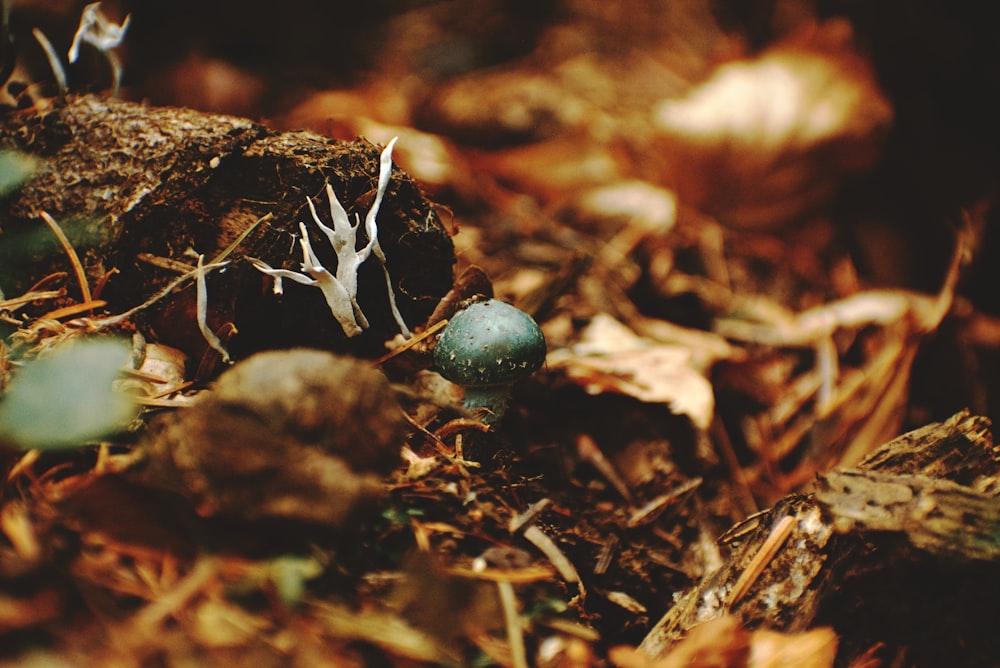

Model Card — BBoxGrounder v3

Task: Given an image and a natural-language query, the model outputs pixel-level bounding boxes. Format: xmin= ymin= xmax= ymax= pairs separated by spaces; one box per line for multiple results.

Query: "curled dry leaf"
xmin=748 ymin=626 xmax=838 ymax=668
xmin=547 ymin=314 xmax=715 ymax=431
xmin=653 ymin=20 xmax=893 ymax=230
xmin=116 ymin=343 xmax=189 ymax=403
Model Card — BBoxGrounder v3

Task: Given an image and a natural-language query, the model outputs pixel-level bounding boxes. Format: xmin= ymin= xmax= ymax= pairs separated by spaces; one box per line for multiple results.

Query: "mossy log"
xmin=0 ymin=95 xmax=455 ymax=363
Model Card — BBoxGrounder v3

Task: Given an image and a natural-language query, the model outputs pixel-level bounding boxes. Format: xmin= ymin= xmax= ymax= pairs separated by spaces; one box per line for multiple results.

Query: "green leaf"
xmin=0 ymin=338 xmax=138 ymax=449
xmin=0 ymin=150 xmax=39 ymax=197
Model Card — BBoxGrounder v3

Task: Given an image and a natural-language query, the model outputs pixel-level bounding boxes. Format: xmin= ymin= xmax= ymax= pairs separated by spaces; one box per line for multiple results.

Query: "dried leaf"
xmin=548 ymin=314 xmax=714 ymax=430
xmin=190 ymin=598 xmax=270 ymax=648
xmin=610 ymin=615 xmax=749 ymax=667
xmin=611 ymin=616 xmax=836 ymax=668
xmin=748 ymin=626 xmax=837 ymax=668
xmin=575 ymin=180 xmax=678 ymax=234
xmin=653 ymin=20 xmax=892 ymax=230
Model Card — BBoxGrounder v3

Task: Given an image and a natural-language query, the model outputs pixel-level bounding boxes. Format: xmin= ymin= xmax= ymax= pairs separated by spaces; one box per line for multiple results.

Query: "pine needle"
xmin=40 ymin=300 xmax=108 ymax=320
xmin=38 ymin=210 xmax=91 ymax=306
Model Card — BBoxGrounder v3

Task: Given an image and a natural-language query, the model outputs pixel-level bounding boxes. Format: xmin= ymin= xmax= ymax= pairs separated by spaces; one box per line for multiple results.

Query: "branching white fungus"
xmin=68 ymin=2 xmax=131 ymax=96
xmin=252 ymin=137 xmax=410 ymax=338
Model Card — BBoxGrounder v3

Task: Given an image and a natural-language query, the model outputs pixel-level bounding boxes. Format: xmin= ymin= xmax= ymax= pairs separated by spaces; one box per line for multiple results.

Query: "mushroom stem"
xmin=462 ymin=384 xmax=516 ymax=426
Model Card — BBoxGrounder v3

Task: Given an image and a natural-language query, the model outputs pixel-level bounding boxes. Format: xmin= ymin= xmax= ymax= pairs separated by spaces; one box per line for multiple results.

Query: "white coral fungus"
xmin=68 ymin=2 xmax=131 ymax=97
xmin=68 ymin=3 xmax=131 ymax=62
xmin=252 ymin=137 xmax=411 ymax=338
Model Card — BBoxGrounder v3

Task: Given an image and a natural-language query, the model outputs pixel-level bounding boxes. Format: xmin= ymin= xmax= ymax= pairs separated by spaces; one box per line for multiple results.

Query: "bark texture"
xmin=640 ymin=411 xmax=1000 ymax=665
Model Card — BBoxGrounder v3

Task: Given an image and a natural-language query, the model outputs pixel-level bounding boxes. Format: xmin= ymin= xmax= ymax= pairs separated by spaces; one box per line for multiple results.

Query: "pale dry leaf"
xmin=655 ymin=51 xmax=882 ymax=152
xmin=189 ymin=597 xmax=270 ymax=648
xmin=610 ymin=616 xmax=836 ymax=668
xmin=548 ymin=314 xmax=714 ymax=430
xmin=576 ymin=180 xmax=678 ymax=234
xmin=652 ymin=20 xmax=892 ymax=230
xmin=347 ymin=120 xmax=461 ymax=190
xmin=281 ymin=88 xmax=464 ymax=192
xmin=748 ymin=626 xmax=837 ymax=668
xmin=136 ymin=344 xmax=187 ymax=388
xmin=609 ymin=615 xmax=749 ymax=667
xmin=479 ymin=136 xmax=624 ymax=200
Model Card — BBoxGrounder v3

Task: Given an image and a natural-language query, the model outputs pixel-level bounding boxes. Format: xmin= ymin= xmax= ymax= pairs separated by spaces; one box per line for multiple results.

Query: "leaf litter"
xmin=2 ymin=2 xmax=1000 ymax=666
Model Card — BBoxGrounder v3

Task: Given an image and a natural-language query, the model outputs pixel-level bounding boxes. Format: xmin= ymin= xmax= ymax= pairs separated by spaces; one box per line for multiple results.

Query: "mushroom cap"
xmin=433 ymin=299 xmax=547 ymax=387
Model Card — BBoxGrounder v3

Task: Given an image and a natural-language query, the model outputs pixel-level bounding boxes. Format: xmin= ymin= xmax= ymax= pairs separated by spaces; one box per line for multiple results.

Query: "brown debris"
xmin=141 ymin=349 xmax=405 ymax=525
xmin=2 ymin=1 xmax=1000 ymax=665
xmin=612 ymin=615 xmax=838 ymax=668
xmin=639 ymin=412 xmax=1000 ymax=665
xmin=651 ymin=20 xmax=893 ymax=231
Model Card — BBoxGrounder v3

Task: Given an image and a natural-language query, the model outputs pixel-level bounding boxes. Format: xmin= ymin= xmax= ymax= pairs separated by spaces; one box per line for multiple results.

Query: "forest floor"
xmin=1 ymin=2 xmax=999 ymax=666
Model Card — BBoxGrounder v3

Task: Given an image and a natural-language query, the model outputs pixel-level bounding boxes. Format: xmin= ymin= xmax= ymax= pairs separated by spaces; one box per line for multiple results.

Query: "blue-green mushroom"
xmin=433 ymin=299 xmax=547 ymax=425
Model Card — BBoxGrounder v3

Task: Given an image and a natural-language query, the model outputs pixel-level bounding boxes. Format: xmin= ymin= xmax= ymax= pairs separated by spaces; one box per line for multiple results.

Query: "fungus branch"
xmin=251 ymin=137 xmax=411 ymax=338
xmin=365 ymin=137 xmax=412 ymax=338
xmin=251 ymin=222 xmax=363 ymax=337
xmin=196 ymin=254 xmax=233 ymax=364
xmin=68 ymin=2 xmax=131 ymax=97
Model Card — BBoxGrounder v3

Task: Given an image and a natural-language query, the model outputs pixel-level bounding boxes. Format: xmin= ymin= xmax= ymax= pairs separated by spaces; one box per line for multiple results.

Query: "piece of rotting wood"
xmin=639 ymin=411 xmax=1000 ymax=665
xmin=141 ymin=349 xmax=406 ymax=526
xmin=0 ymin=95 xmax=455 ymax=363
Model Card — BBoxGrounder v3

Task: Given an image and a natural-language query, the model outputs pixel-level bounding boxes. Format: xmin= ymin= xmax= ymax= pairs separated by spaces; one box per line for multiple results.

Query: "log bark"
xmin=0 ymin=95 xmax=455 ymax=364
xmin=639 ymin=411 xmax=1000 ymax=665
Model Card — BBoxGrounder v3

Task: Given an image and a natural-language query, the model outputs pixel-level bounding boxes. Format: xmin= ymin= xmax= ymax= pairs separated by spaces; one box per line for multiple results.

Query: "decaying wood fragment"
xmin=639 ymin=411 xmax=1000 ymax=665
xmin=0 ymin=95 xmax=455 ymax=363
xmin=816 ymin=469 xmax=1000 ymax=562
xmin=141 ymin=349 xmax=406 ymax=526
